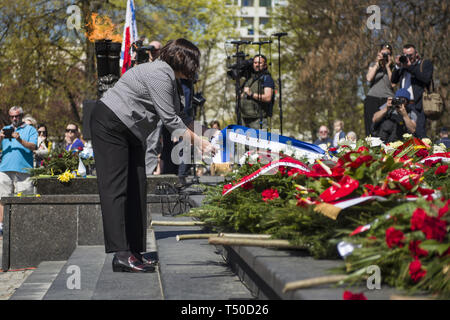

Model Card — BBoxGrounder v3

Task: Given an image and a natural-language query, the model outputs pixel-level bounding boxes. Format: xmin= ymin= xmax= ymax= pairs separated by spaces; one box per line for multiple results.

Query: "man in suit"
xmin=391 ymin=44 xmax=433 ymax=138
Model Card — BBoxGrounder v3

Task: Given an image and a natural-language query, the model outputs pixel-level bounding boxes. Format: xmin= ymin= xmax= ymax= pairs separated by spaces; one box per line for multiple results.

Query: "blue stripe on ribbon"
xmin=217 ymin=125 xmax=325 ymax=163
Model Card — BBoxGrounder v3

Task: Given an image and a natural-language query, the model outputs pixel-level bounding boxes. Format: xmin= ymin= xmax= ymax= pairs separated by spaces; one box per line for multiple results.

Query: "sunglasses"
xmin=38 ymin=130 xmax=47 ymax=135
xmin=66 ymin=129 xmax=77 ymax=133
xmin=319 ymin=131 xmax=328 ymax=134
xmin=9 ymin=114 xmax=22 ymax=118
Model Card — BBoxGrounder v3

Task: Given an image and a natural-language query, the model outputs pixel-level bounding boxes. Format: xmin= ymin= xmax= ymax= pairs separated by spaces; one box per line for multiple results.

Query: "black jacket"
xmin=391 ymin=59 xmax=433 ymax=103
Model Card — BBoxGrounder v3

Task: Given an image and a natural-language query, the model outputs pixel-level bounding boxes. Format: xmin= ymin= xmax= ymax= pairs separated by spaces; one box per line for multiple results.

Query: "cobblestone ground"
xmin=0 ymin=238 xmax=34 ymax=300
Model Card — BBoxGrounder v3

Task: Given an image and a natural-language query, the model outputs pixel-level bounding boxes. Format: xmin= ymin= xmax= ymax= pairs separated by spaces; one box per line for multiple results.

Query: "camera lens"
xmin=399 ymin=55 xmax=407 ymax=64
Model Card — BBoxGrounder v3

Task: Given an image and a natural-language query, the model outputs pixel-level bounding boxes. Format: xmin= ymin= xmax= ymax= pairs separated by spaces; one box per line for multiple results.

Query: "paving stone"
xmin=152 ymin=213 xmax=254 ymax=300
xmin=9 ymin=261 xmax=65 ymax=300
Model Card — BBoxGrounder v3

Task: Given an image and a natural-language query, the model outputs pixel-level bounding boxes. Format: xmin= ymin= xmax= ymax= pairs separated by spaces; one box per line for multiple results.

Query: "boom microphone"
xmin=251 ymin=41 xmax=272 ymax=45
xmin=230 ymin=40 xmax=251 ymax=45
xmin=272 ymin=32 xmax=288 ymax=37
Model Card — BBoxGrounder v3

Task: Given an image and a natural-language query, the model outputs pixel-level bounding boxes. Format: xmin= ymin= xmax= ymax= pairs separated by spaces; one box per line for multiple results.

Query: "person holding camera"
xmin=90 ymin=39 xmax=215 ymax=273
xmin=372 ymin=89 xmax=417 ymax=143
xmin=0 ymin=106 xmax=38 ymax=235
xmin=241 ymin=54 xmax=275 ymax=130
xmin=391 ymin=44 xmax=433 ymax=139
xmin=363 ymin=44 xmax=395 ymax=137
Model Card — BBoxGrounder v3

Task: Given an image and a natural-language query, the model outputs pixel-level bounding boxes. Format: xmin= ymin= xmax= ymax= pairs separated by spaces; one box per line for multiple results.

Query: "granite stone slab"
xmin=43 ymin=246 xmax=107 ymax=300
xmin=222 ymin=245 xmax=403 ymax=300
xmin=9 ymin=261 xmax=67 ymax=300
xmin=152 ymin=213 xmax=254 ymax=300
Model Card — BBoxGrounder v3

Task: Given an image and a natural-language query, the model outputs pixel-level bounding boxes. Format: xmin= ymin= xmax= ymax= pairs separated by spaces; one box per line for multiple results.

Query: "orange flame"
xmin=85 ymin=13 xmax=122 ymax=42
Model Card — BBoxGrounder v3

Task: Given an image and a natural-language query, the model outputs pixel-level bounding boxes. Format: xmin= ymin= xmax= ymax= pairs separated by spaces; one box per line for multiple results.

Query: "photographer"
xmin=372 ymin=89 xmax=417 ymax=143
xmin=391 ymin=44 xmax=433 ymax=138
xmin=364 ymin=43 xmax=394 ymax=136
xmin=131 ymin=39 xmax=162 ymax=66
xmin=240 ymin=54 xmax=275 ymax=130
xmin=0 ymin=106 xmax=37 ymax=235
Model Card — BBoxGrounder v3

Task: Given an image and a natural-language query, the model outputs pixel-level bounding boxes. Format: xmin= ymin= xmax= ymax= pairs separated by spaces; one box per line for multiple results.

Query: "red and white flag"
xmin=120 ymin=0 xmax=138 ymax=75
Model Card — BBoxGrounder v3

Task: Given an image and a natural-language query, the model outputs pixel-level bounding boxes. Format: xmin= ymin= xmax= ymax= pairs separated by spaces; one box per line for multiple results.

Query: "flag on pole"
xmin=120 ymin=0 xmax=138 ymax=75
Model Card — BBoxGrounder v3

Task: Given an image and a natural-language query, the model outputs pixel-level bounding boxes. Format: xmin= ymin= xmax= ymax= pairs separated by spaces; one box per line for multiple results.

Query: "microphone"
xmin=251 ymin=40 xmax=272 ymax=45
xmin=272 ymin=32 xmax=288 ymax=37
xmin=230 ymin=40 xmax=251 ymax=45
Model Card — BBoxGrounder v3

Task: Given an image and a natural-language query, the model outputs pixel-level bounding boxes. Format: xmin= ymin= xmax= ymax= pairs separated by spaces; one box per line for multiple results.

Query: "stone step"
xmin=152 ymin=213 xmax=254 ymax=300
xmin=9 ymin=261 xmax=66 ymax=300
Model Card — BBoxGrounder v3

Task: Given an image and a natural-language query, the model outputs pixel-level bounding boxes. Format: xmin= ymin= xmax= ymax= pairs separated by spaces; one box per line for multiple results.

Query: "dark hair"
xmin=38 ymin=124 xmax=48 ymax=132
xmin=403 ymin=44 xmax=416 ymax=50
xmin=159 ymin=39 xmax=200 ymax=80
xmin=253 ymin=54 xmax=267 ymax=63
xmin=209 ymin=120 xmax=220 ymax=129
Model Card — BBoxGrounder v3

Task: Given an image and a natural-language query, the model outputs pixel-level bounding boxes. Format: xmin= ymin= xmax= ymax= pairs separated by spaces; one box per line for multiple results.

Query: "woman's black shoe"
xmin=112 ymin=253 xmax=156 ymax=273
xmin=133 ymin=252 xmax=159 ymax=267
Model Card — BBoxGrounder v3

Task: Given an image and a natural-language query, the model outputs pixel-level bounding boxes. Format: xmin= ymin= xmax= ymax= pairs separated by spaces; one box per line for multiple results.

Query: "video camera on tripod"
xmin=227 ymin=53 xmax=254 ymax=80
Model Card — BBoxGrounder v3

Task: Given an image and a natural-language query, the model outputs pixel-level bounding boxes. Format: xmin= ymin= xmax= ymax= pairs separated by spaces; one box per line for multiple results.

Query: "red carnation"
xmin=58 ymin=153 xmax=63 ymax=158
xmin=241 ymin=181 xmax=253 ymax=190
xmin=348 ymin=155 xmax=373 ymax=169
xmin=424 ymin=159 xmax=442 ymax=167
xmin=287 ymin=168 xmax=302 ymax=177
xmin=385 ymin=227 xmax=405 ymax=249
xmin=409 ymin=259 xmax=426 ymax=283
xmin=278 ymin=166 xmax=286 ymax=176
xmin=261 ymin=188 xmax=279 ymax=202
xmin=222 ymin=184 xmax=233 ymax=195
xmin=409 ymin=240 xmax=428 ymax=259
xmin=411 ymin=208 xmax=427 ymax=231
xmin=415 ymin=149 xmax=429 ymax=159
xmin=438 ymin=200 xmax=449 ymax=218
xmin=421 ymin=216 xmax=447 ymax=242
xmin=343 ymin=291 xmax=367 ymax=300
xmin=357 ymin=146 xmax=369 ymax=153
xmin=435 ymin=165 xmax=448 ymax=175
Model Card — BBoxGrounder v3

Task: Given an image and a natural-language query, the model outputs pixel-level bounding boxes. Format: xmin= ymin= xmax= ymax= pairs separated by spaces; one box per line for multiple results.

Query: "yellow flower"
xmin=57 ymin=170 xmax=76 ymax=183
xmin=16 ymin=192 xmax=22 ymax=197
xmin=36 ymin=194 xmax=41 ymax=197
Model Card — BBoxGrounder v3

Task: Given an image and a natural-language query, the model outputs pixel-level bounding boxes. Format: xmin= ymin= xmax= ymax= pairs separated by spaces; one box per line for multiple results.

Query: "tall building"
xmin=229 ymin=0 xmax=288 ymax=42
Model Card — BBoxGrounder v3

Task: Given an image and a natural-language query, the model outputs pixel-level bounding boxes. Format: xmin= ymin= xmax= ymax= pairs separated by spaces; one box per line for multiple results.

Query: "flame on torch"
xmin=85 ymin=13 xmax=122 ymax=42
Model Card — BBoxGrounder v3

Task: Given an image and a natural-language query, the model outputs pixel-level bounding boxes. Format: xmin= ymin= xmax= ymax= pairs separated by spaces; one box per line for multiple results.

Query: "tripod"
xmin=272 ymin=32 xmax=288 ymax=135
xmin=229 ymin=41 xmax=250 ymax=125
xmin=251 ymin=40 xmax=272 ymax=130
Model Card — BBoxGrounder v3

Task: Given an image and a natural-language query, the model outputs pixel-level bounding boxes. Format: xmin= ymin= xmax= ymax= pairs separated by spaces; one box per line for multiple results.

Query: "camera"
xmin=382 ymin=52 xmax=389 ymax=62
xmin=132 ymin=40 xmax=156 ymax=65
xmin=399 ymin=54 xmax=408 ymax=64
xmin=3 ymin=127 xmax=14 ymax=139
xmin=227 ymin=53 xmax=253 ymax=80
xmin=192 ymin=92 xmax=206 ymax=108
xmin=391 ymin=97 xmax=407 ymax=108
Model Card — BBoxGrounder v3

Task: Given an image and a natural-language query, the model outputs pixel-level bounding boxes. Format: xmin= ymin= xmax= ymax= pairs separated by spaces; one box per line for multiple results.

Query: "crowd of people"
xmin=313 ymin=42 xmax=446 ymax=148
xmin=0 ymin=108 xmax=88 ymax=235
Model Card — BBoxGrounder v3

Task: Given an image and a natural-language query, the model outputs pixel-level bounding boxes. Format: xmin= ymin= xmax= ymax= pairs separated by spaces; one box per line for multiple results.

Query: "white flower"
xmin=366 ymin=136 xmax=383 ymax=147
xmin=433 ymin=144 xmax=446 ymax=154
xmin=421 ymin=138 xmax=432 ymax=146
xmin=402 ymin=133 xmax=412 ymax=139
xmin=388 ymin=141 xmax=404 ymax=149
